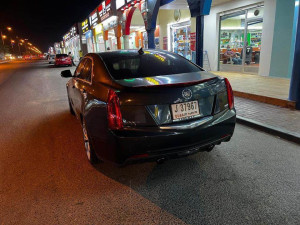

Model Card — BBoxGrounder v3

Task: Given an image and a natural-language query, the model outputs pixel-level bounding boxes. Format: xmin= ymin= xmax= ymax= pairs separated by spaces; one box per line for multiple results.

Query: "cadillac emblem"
xmin=182 ymin=89 xmax=192 ymax=100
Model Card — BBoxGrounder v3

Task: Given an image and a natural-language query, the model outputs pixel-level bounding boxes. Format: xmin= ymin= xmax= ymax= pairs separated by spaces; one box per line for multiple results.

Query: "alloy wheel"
xmin=82 ymin=121 xmax=91 ymax=161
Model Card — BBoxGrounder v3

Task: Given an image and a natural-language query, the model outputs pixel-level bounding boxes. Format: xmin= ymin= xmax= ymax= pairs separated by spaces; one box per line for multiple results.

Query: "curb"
xmin=233 ymin=91 xmax=296 ymax=109
xmin=236 ymin=116 xmax=300 ymax=145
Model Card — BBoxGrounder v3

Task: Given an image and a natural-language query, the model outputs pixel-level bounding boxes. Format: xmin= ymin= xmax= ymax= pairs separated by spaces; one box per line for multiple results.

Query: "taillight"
xmin=224 ymin=78 xmax=234 ymax=109
xmin=107 ymin=89 xmax=123 ymax=130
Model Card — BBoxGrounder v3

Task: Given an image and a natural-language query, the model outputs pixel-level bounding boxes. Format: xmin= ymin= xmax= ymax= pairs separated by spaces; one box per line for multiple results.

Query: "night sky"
xmin=0 ymin=0 xmax=101 ymax=52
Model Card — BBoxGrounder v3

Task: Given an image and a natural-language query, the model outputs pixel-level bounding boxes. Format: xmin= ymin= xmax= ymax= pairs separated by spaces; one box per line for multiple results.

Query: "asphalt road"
xmin=0 ymin=61 xmax=299 ymax=225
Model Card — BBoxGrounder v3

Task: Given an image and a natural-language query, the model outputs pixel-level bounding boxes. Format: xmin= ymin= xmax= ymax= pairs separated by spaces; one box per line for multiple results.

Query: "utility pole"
xmin=1 ymin=30 xmax=5 ymax=46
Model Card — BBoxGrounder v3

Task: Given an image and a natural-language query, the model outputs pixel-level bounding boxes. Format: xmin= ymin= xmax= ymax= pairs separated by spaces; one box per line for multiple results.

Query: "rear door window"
xmin=74 ymin=59 xmax=86 ymax=77
xmin=80 ymin=59 xmax=92 ymax=82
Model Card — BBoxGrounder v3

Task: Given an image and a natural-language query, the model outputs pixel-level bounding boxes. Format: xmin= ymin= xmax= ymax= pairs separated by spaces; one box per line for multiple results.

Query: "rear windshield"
xmin=56 ymin=54 xmax=68 ymax=58
xmin=100 ymin=51 xmax=202 ymax=80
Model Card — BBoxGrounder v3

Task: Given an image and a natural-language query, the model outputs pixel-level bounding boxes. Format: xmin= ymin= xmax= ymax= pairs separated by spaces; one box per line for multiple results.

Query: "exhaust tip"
xmin=156 ymin=158 xmax=166 ymax=164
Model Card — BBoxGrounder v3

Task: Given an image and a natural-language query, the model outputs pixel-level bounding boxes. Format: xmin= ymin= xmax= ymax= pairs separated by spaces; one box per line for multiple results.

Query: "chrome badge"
xmin=182 ymin=89 xmax=192 ymax=100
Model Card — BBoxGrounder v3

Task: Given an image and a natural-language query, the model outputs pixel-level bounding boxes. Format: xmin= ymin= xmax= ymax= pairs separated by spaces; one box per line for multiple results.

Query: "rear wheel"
xmin=204 ymin=144 xmax=215 ymax=152
xmin=68 ymin=98 xmax=75 ymax=115
xmin=82 ymin=120 xmax=99 ymax=164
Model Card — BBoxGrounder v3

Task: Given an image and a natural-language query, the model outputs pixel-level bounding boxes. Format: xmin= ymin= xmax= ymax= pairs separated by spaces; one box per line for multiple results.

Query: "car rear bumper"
xmin=55 ymin=61 xmax=71 ymax=66
xmin=91 ymin=109 xmax=236 ymax=165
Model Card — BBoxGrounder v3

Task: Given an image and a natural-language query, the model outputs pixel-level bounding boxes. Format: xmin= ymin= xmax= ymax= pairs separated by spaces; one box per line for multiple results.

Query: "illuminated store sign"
xmin=102 ymin=16 xmax=118 ymax=30
xmin=54 ymin=42 xmax=60 ymax=49
xmin=116 ymin=0 xmax=125 ymax=9
xmin=81 ymin=19 xmax=89 ymax=34
xmin=98 ymin=0 xmax=112 ymax=22
xmin=89 ymin=9 xmax=99 ymax=28
xmin=63 ymin=26 xmax=78 ymax=42
xmin=117 ymin=0 xmax=142 ymax=11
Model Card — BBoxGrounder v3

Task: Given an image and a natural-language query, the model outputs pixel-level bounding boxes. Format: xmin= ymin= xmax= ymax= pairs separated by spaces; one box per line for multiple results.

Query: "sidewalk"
xmin=212 ymin=71 xmax=295 ymax=108
xmin=235 ymin=97 xmax=300 ymax=144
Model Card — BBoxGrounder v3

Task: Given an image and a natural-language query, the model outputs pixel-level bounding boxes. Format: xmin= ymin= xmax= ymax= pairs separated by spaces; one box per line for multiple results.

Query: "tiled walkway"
xmin=212 ymin=71 xmax=290 ymax=101
xmin=235 ymin=97 xmax=300 ymax=136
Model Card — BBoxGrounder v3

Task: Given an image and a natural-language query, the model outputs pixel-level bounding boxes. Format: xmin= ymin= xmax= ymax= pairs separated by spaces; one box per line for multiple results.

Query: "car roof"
xmin=97 ymin=49 xmax=173 ymax=58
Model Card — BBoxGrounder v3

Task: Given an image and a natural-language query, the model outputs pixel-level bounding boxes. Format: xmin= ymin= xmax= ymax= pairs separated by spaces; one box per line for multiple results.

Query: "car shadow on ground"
xmin=94 ymin=151 xmax=241 ymax=224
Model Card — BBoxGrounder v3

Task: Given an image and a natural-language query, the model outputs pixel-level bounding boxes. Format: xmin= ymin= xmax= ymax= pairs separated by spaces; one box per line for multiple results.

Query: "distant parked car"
xmin=61 ymin=50 xmax=236 ymax=166
xmin=48 ymin=54 xmax=55 ymax=64
xmin=24 ymin=55 xmax=32 ymax=60
xmin=55 ymin=54 xmax=72 ymax=67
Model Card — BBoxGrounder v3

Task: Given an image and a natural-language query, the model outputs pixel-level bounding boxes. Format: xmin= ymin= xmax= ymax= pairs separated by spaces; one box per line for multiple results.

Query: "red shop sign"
xmin=190 ymin=32 xmax=196 ymax=51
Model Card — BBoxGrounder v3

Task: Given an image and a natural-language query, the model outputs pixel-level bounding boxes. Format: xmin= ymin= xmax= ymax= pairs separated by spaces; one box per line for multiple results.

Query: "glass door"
xmin=219 ymin=11 xmax=245 ymax=72
xmin=219 ymin=5 xmax=264 ymax=74
xmin=243 ymin=7 xmax=264 ymax=73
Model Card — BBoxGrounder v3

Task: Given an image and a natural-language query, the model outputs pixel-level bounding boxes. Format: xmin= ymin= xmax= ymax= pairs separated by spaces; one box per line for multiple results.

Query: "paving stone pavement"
xmin=212 ymin=71 xmax=290 ymax=101
xmin=235 ymin=97 xmax=300 ymax=135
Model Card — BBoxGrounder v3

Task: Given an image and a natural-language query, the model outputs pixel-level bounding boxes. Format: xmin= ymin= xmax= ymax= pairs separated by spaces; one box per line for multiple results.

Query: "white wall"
xmin=258 ymin=0 xmax=276 ymax=76
xmin=204 ymin=0 xmax=275 ymax=74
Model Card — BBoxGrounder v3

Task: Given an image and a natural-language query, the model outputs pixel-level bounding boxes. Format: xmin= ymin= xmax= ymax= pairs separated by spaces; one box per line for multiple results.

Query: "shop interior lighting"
xmin=220 ymin=26 xmax=262 ymax=30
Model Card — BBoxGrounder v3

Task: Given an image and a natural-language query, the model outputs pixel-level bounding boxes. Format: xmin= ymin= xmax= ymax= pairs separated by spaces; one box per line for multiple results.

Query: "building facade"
xmin=57 ymin=0 xmax=300 ymax=107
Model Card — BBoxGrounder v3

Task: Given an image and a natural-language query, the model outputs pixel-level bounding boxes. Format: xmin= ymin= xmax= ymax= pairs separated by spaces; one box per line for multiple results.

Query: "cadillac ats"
xmin=61 ymin=49 xmax=236 ymax=166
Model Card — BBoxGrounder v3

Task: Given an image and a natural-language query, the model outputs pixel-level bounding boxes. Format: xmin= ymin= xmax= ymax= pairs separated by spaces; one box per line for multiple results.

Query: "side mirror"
xmin=61 ymin=70 xmax=73 ymax=78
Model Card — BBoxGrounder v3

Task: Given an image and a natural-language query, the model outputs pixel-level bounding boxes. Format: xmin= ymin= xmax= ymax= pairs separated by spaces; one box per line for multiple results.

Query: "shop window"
xmin=219 ymin=5 xmax=264 ymax=74
xmin=169 ymin=21 xmax=192 ymax=61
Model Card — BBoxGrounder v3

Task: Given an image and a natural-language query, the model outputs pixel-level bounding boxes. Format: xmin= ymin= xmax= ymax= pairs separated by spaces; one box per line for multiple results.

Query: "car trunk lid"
xmin=112 ymin=72 xmax=228 ymax=127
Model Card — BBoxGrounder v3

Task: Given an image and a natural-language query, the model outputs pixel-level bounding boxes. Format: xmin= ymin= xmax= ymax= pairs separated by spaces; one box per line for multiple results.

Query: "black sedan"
xmin=61 ymin=49 xmax=236 ymax=166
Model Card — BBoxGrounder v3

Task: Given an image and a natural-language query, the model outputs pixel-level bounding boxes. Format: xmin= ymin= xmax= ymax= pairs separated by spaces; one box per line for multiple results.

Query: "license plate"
xmin=171 ymin=100 xmax=200 ymax=121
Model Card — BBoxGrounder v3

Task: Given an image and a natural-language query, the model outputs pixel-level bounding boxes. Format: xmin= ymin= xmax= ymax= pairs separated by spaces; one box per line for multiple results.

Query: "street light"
xmin=1 ymin=26 xmax=13 ymax=47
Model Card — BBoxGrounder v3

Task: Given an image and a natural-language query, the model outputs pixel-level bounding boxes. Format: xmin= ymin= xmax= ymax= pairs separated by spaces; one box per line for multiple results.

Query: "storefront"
xmin=94 ymin=24 xmax=105 ymax=52
xmin=54 ymin=42 xmax=61 ymax=54
xmin=63 ymin=25 xmax=81 ymax=61
xmin=169 ymin=20 xmax=192 ymax=60
xmin=117 ymin=0 xmax=149 ymax=49
xmin=81 ymin=19 xmax=94 ymax=53
xmin=89 ymin=8 xmax=101 ymax=52
xmin=60 ymin=41 xmax=65 ymax=54
xmin=158 ymin=8 xmax=196 ymax=61
xmin=99 ymin=0 xmax=121 ymax=51
xmin=218 ymin=4 xmax=264 ymax=74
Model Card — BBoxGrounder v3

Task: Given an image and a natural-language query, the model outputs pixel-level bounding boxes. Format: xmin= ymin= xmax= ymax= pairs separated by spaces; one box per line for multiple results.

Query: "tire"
xmin=204 ymin=144 xmax=215 ymax=152
xmin=68 ymin=98 xmax=75 ymax=115
xmin=82 ymin=119 xmax=99 ymax=164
